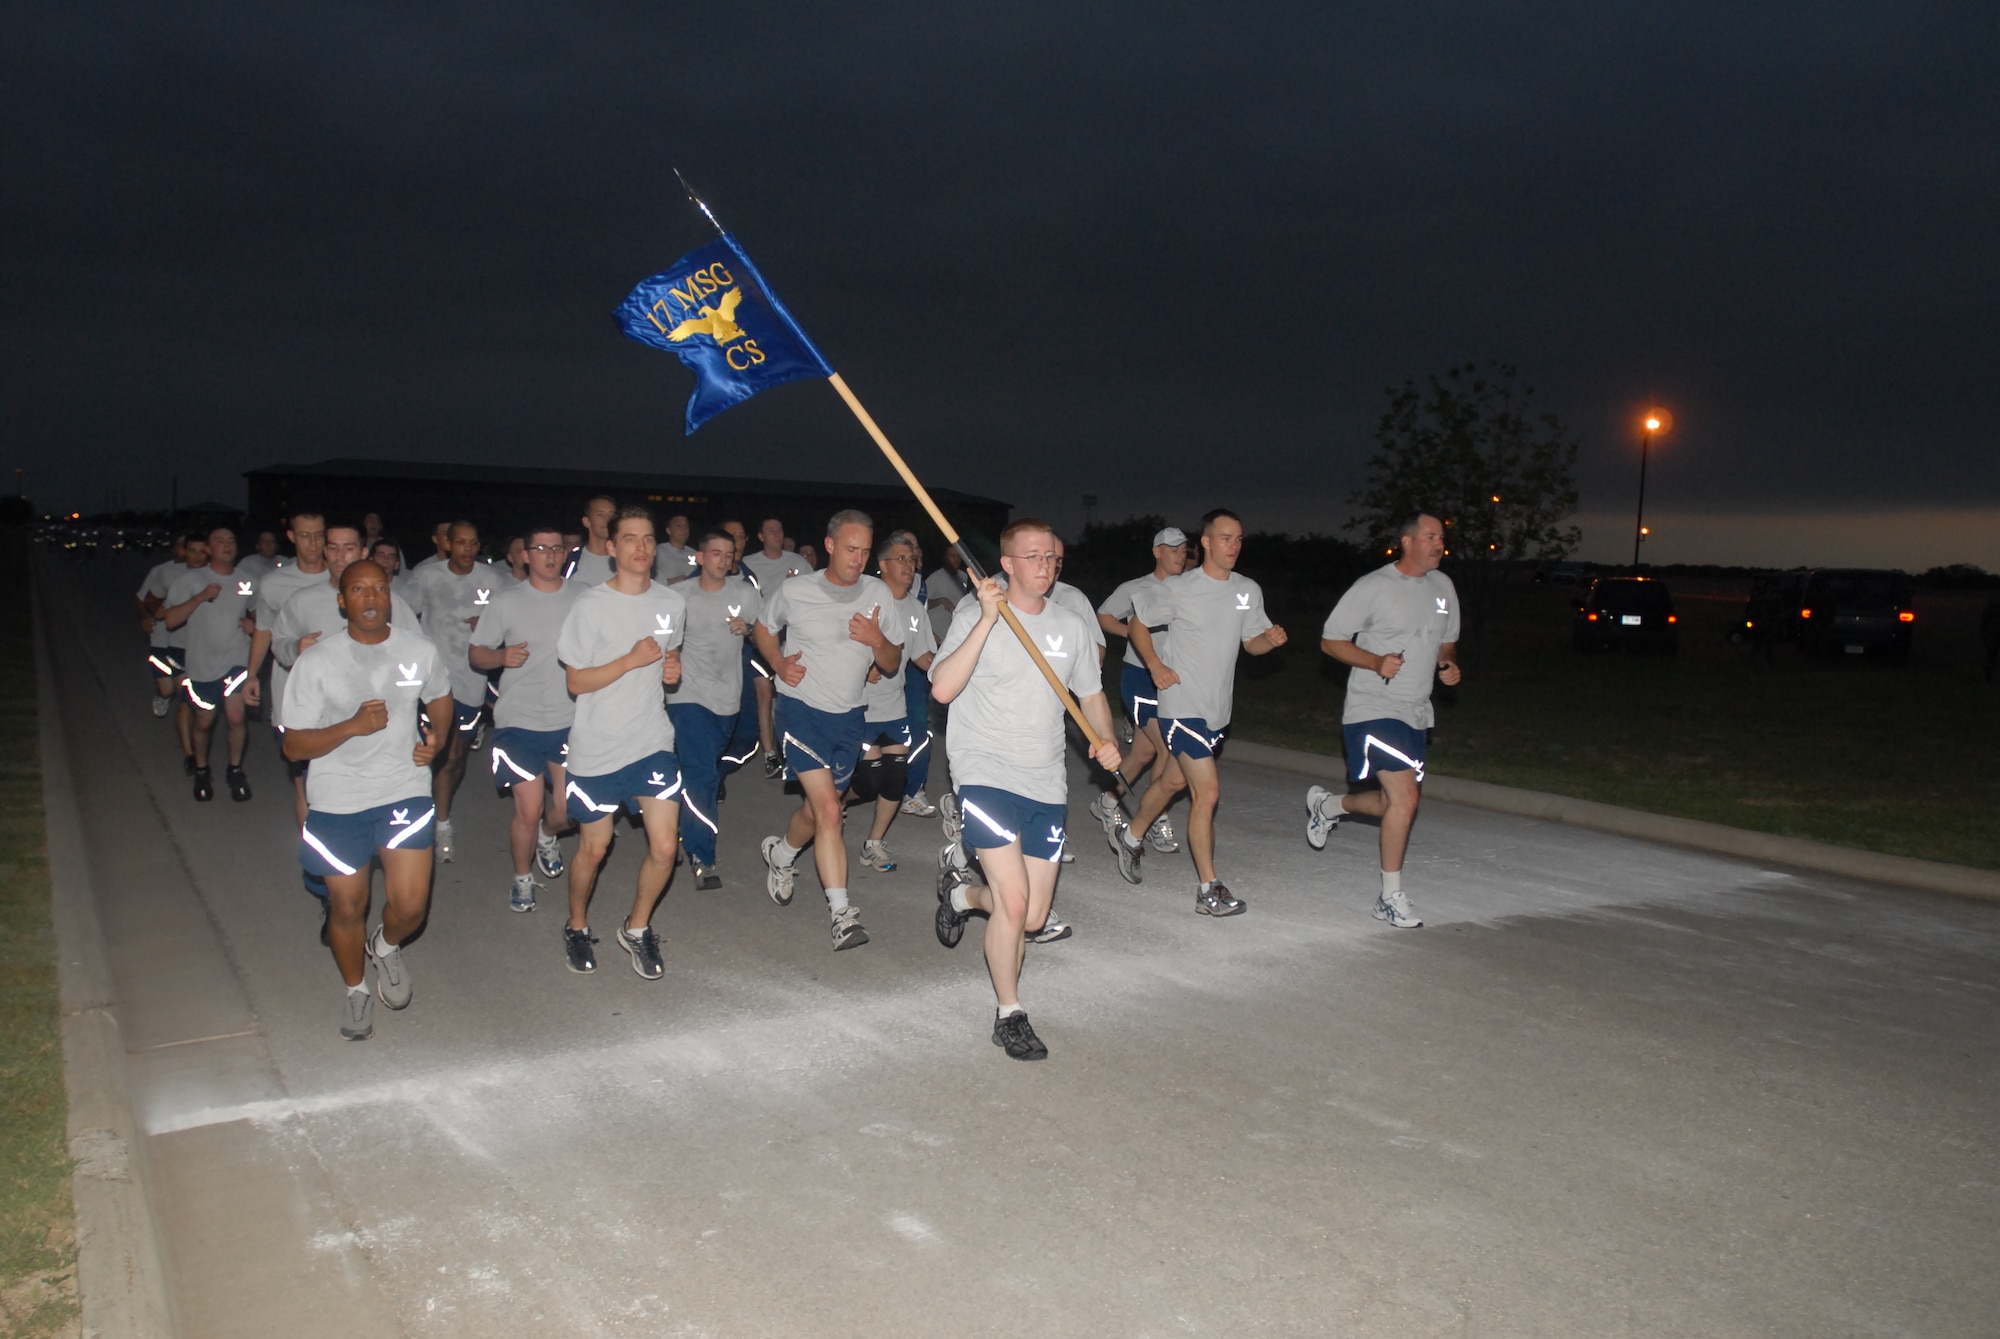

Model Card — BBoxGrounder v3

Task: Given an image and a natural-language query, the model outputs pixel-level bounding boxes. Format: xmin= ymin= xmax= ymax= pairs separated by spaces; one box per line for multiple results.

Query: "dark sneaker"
xmin=1146 ymin=817 xmax=1180 ymax=854
xmin=369 ymin=931 xmax=412 ymax=1009
xmin=534 ymin=831 xmax=565 ymax=878
xmin=935 ymin=869 xmax=971 ymax=949
xmin=831 ymin=905 xmax=870 ymax=950
xmin=1087 ymin=791 xmax=1121 ymax=834
xmin=1110 ymin=822 xmax=1143 ymax=885
xmin=340 ymin=988 xmax=373 ymax=1041
xmin=691 ymin=858 xmax=722 ymax=890
xmin=192 ymin=767 xmax=214 ymax=802
xmin=618 ymin=925 xmax=664 ymax=979
xmin=1305 ymin=784 xmax=1343 ymax=850
xmin=1195 ymin=883 xmax=1246 ymax=917
xmin=1026 ymin=910 xmax=1072 ymax=944
xmin=226 ymin=766 xmax=252 ymax=802
xmin=182 ymin=753 xmax=197 ymax=776
xmin=992 ymin=1011 xmax=1048 ymax=1061
xmin=762 ymin=750 xmax=784 ymax=779
xmin=563 ymin=926 xmax=598 ymax=973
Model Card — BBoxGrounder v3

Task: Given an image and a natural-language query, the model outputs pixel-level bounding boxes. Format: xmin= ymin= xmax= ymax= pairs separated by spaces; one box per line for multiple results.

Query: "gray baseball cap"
xmin=1152 ymin=526 xmax=1188 ymax=547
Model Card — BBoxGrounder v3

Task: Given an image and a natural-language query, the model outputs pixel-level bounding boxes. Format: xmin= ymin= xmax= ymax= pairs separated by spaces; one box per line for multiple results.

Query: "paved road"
xmin=45 ymin=557 xmax=2000 ymax=1336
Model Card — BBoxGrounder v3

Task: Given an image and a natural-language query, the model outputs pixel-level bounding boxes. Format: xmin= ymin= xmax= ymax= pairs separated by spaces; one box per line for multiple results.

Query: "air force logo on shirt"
xmin=655 ymin=614 xmax=675 ymax=636
xmin=397 ymin=661 xmax=423 ymax=687
xmin=1235 ymin=592 xmax=1253 ymax=610
xmin=1043 ymin=634 xmax=1068 ymax=658
xmin=908 ymin=615 xmax=922 ymax=634
xmin=237 ymin=580 xmax=254 ymax=596
xmin=1436 ymin=597 xmax=1450 ymax=615
xmin=474 ymin=588 xmax=491 ymax=606
xmin=727 ymin=604 xmax=743 ymax=619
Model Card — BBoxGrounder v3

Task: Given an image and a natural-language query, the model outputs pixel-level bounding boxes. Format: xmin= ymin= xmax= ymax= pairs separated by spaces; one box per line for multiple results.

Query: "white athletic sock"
xmin=949 ymin=879 xmax=973 ymax=914
xmin=347 ymin=982 xmax=370 ymax=996
xmin=1381 ymin=869 xmax=1401 ymax=896
xmin=370 ymin=925 xmax=392 ymax=956
xmin=777 ymin=838 xmax=802 ymax=866
xmin=1120 ymin=825 xmax=1143 ymax=850
xmin=996 ymin=1003 xmax=1023 ymax=1019
xmin=825 ymin=886 xmax=850 ymax=914
xmin=1199 ymin=880 xmax=1215 ymax=894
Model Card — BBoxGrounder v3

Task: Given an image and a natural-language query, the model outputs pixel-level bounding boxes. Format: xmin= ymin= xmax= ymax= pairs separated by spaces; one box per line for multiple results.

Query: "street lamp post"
xmin=1633 ymin=409 xmax=1670 ymax=569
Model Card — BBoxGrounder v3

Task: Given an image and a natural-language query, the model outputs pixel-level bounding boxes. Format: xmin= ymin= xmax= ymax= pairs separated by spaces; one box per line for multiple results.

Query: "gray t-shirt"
xmin=268 ymin=578 xmax=418 ymax=730
xmin=234 ymin=553 xmax=277 ymax=584
xmin=926 ymin=565 xmax=973 ymax=642
xmin=1152 ymin=567 xmax=1274 ymax=729
xmin=254 ymin=561 xmax=327 ymax=634
xmin=414 ymin=561 xmax=504 ymax=706
xmin=760 ymin=572 xmax=903 ymax=715
xmin=743 ymin=549 xmax=810 ymax=588
xmin=1322 ymin=563 xmax=1462 ymax=729
xmin=284 ymin=625 xmax=445 ymax=814
xmin=937 ymin=596 xmax=1101 ymax=804
xmin=556 ymin=581 xmax=686 ymax=776
xmin=663 ymin=544 xmax=699 ymax=584
xmin=864 ymin=590 xmax=935 ymax=723
xmin=165 ymin=566 xmax=256 ymax=681
xmin=468 ymin=579 xmax=581 ymax=732
xmin=1049 ymin=581 xmax=1107 ymax=653
xmin=1098 ymin=573 xmax=1175 ymax=670
xmin=139 ymin=560 xmax=179 ymax=649
xmin=671 ymin=577 xmax=763 ymax=717
xmin=564 ymin=547 xmax=617 ymax=588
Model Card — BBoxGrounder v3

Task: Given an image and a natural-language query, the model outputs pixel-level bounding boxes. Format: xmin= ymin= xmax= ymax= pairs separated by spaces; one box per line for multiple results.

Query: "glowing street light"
xmin=1633 ymin=408 xmax=1671 ymax=568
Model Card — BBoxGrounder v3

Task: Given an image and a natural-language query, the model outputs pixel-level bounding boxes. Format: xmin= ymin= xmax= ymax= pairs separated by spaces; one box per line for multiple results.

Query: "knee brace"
xmin=850 ymin=755 xmax=883 ymax=802
xmin=874 ymin=754 xmax=908 ymax=803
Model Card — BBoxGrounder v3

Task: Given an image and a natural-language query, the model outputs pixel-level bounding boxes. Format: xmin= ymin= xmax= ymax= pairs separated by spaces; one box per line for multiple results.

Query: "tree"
xmin=1347 ymin=362 xmax=1582 ymax=661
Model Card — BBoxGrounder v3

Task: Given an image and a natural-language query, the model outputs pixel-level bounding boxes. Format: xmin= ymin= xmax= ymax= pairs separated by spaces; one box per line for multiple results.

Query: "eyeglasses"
xmin=526 ymin=544 xmax=565 ymax=554
xmin=1012 ymin=553 xmax=1060 ymax=565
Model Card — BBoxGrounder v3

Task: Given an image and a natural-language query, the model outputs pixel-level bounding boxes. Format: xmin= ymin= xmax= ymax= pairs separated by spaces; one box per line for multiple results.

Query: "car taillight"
xmin=1744 ymin=620 xmax=1755 ymax=628
xmin=1586 ymin=612 xmax=1598 ymax=621
xmin=1800 ymin=608 xmax=1812 ymax=618
xmin=1667 ymin=614 xmax=1677 ymax=623
xmin=1898 ymin=610 xmax=1915 ymax=623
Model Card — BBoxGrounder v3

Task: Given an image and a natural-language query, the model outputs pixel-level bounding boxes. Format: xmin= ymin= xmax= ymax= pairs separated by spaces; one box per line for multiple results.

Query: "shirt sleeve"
xmin=1097 ymin=581 xmax=1135 ymax=620
xmin=1064 ymin=612 xmax=1102 ymax=698
xmin=1442 ymin=578 xmax=1463 ymax=643
xmin=1239 ymin=580 xmax=1274 ymax=642
xmin=758 ymin=581 xmax=790 ymax=635
xmin=467 ymin=590 xmax=508 ymax=650
xmin=555 ymin=601 xmax=591 ymax=669
xmin=1323 ymin=581 xmax=1370 ymax=642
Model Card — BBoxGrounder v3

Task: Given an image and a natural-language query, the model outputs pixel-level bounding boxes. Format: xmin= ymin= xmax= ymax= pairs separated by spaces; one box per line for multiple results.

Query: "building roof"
xmin=245 ymin=458 xmax=1009 ymax=509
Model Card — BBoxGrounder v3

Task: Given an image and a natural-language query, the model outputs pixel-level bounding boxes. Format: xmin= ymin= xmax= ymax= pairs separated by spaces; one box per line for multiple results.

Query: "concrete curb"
xmin=39 ymin=587 xmax=180 ymax=1337
xmin=1223 ymin=738 xmax=2000 ymax=904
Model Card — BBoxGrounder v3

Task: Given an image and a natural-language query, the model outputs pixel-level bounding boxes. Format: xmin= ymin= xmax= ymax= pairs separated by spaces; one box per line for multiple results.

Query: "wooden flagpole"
xmin=825 ymin=373 xmax=1104 ymax=750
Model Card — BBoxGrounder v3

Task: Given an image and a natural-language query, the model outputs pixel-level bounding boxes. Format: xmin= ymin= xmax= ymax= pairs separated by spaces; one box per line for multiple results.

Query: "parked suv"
xmin=1738 ymin=570 xmax=1807 ymax=646
xmin=1573 ymin=577 xmax=1678 ymax=653
xmin=1794 ymin=568 xmax=1914 ymax=658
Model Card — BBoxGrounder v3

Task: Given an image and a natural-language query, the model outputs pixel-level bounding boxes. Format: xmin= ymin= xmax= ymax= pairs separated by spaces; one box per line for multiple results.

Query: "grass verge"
xmin=1220 ymin=578 xmax=2000 ymax=871
xmin=0 ymin=543 xmax=79 ymax=1337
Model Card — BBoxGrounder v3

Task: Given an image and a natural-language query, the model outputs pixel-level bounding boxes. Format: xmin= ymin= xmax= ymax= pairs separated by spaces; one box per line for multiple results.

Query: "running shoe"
xmin=192 ymin=767 xmax=213 ymax=802
xmin=534 ymin=831 xmax=566 ymax=878
xmin=182 ymin=754 xmax=196 ymax=776
xmin=151 ymin=695 xmax=171 ymax=718
xmin=1087 ymin=791 xmax=1121 ymax=835
xmin=939 ymin=791 xmax=962 ymax=845
xmin=691 ymin=858 xmax=722 ymax=891
xmin=226 ymin=765 xmax=252 ymax=802
xmin=340 ymin=988 xmax=373 ymax=1041
xmin=1373 ymin=891 xmax=1423 ymax=929
xmin=1305 ymin=784 xmax=1343 ymax=851
xmin=992 ymin=1011 xmax=1048 ymax=1061
xmin=563 ymin=926 xmax=598 ymax=973
xmin=618 ymin=925 xmax=665 ymax=979
xmin=761 ymin=835 xmax=795 ymax=906
xmin=1195 ymin=883 xmax=1246 ymax=917
xmin=1147 ymin=816 xmax=1180 ymax=854
xmin=1026 ymin=910 xmax=1072 ymax=944
xmin=935 ymin=868 xmax=970 ymax=948
xmin=1109 ymin=820 xmax=1143 ymax=885
xmin=762 ymin=750 xmax=783 ymax=779
xmin=899 ymin=789 xmax=937 ymax=817
xmin=434 ymin=819 xmax=455 ymax=863
xmin=370 ymin=930 xmax=412 ymax=1009
xmin=831 ymin=905 xmax=870 ymax=950
xmin=470 ymin=719 xmax=491 ymax=752
xmin=860 ymin=839 xmax=897 ymax=872
xmin=509 ymin=875 xmax=539 ymax=913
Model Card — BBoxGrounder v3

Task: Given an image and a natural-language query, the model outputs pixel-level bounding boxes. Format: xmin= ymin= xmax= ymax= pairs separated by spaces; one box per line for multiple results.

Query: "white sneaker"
xmin=762 ymin=835 xmax=795 ymax=906
xmin=1087 ymin=792 xmax=1121 ymax=835
xmin=1306 ymin=785 xmax=1343 ymax=851
xmin=860 ymin=838 xmax=896 ymax=872
xmin=899 ymin=790 xmax=937 ymax=817
xmin=434 ymin=818 xmax=455 ymax=863
xmin=1373 ymin=890 xmax=1423 ymax=929
xmin=1146 ymin=816 xmax=1179 ymax=853
xmin=939 ymin=792 xmax=961 ymax=844
xmin=151 ymin=695 xmax=172 ymax=718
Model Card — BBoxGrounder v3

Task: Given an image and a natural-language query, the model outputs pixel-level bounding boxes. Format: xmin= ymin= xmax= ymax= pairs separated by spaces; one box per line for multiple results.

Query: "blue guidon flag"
xmin=614 ymin=235 xmax=835 ymax=433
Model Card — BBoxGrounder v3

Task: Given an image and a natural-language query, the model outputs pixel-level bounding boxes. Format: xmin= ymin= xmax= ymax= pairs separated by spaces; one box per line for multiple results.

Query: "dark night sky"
xmin=7 ymin=3 xmax=1998 ymax=564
